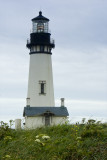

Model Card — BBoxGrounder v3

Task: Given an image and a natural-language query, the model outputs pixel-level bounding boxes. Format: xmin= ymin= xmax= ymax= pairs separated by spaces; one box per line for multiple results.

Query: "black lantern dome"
xmin=27 ymin=11 xmax=55 ymax=55
xmin=32 ymin=11 xmax=49 ymax=21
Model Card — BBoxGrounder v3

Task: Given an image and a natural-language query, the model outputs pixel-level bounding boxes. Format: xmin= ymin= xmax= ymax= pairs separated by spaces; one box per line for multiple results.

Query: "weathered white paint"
xmin=15 ymin=119 xmax=21 ymax=130
xmin=27 ymin=53 xmax=54 ymax=107
xmin=24 ymin=116 xmax=67 ymax=129
xmin=51 ymin=116 xmax=67 ymax=125
xmin=25 ymin=116 xmax=44 ymax=129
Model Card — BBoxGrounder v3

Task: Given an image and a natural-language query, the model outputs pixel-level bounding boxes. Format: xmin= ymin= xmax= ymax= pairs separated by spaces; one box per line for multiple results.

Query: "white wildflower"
xmin=35 ymin=139 xmax=41 ymax=143
xmin=42 ymin=135 xmax=50 ymax=140
xmin=76 ymin=137 xmax=81 ymax=140
xmin=36 ymin=135 xmax=39 ymax=138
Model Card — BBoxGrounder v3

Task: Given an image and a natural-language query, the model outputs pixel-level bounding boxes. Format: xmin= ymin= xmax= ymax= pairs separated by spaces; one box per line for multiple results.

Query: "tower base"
xmin=23 ymin=106 xmax=69 ymax=129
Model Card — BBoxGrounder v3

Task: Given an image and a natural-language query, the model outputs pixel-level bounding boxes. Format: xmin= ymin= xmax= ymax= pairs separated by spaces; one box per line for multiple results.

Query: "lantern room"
xmin=26 ymin=11 xmax=55 ymax=54
xmin=32 ymin=11 xmax=49 ymax=33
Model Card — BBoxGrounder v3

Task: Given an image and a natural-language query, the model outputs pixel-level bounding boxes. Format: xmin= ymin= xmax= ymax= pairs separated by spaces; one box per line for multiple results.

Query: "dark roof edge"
xmin=23 ymin=106 xmax=69 ymax=117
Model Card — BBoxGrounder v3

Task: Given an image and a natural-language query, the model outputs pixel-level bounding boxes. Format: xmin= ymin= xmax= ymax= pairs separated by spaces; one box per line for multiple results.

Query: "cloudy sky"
xmin=0 ymin=0 xmax=107 ymax=124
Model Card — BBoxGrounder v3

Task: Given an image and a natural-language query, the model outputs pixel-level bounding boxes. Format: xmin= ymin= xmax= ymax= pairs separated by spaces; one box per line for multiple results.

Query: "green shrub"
xmin=0 ymin=121 xmax=10 ymax=140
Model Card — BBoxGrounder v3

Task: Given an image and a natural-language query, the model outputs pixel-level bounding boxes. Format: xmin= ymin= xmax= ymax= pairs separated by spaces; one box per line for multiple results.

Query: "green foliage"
xmin=0 ymin=119 xmax=107 ymax=160
xmin=81 ymin=119 xmax=104 ymax=139
xmin=0 ymin=121 xmax=10 ymax=140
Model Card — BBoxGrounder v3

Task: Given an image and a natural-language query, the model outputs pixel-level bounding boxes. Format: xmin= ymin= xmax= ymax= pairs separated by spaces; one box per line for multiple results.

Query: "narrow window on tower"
xmin=39 ymin=81 xmax=46 ymax=95
xmin=41 ymin=83 xmax=44 ymax=94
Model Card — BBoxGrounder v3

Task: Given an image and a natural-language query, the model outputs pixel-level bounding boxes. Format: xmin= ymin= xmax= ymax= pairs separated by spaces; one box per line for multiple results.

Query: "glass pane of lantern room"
xmin=37 ymin=21 xmax=44 ymax=32
xmin=44 ymin=22 xmax=48 ymax=33
xmin=32 ymin=22 xmax=37 ymax=33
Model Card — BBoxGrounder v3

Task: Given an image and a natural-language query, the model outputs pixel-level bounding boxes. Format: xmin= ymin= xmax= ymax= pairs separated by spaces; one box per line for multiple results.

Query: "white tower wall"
xmin=27 ymin=53 xmax=55 ymax=107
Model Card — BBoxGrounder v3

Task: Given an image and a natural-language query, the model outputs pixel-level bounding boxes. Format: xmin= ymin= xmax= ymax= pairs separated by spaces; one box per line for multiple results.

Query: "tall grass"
xmin=0 ymin=119 xmax=107 ymax=160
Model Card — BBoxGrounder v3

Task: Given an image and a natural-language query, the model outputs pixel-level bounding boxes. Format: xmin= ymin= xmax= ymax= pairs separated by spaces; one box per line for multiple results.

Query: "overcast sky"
xmin=0 ymin=0 xmax=107 ymax=124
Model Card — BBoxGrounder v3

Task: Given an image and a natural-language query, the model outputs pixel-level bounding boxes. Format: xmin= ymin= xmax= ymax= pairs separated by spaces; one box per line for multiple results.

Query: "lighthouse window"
xmin=37 ymin=46 xmax=40 ymax=52
xmin=41 ymin=83 xmax=44 ymax=94
xmin=32 ymin=22 xmax=37 ymax=33
xmin=39 ymin=81 xmax=46 ymax=95
xmin=45 ymin=46 xmax=48 ymax=52
xmin=44 ymin=23 xmax=48 ymax=33
xmin=37 ymin=23 xmax=44 ymax=32
xmin=40 ymin=46 xmax=44 ymax=52
xmin=31 ymin=46 xmax=37 ymax=52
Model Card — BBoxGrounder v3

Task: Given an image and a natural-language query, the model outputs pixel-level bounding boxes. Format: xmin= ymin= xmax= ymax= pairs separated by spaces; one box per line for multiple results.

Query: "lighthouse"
xmin=26 ymin=11 xmax=55 ymax=107
xmin=23 ymin=12 xmax=69 ymax=129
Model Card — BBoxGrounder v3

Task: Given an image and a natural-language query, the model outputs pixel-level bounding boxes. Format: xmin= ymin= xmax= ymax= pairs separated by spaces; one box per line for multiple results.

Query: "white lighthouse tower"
xmin=26 ymin=11 xmax=55 ymax=107
xmin=23 ymin=12 xmax=69 ymax=129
